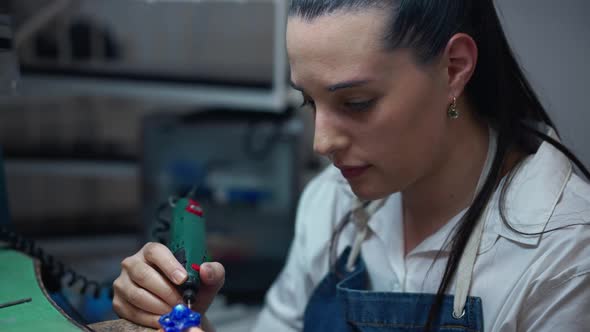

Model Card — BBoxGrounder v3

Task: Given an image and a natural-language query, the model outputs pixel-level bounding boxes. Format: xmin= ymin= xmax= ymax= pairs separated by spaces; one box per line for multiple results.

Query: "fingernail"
xmin=203 ymin=263 xmax=215 ymax=281
xmin=173 ymin=270 xmax=187 ymax=284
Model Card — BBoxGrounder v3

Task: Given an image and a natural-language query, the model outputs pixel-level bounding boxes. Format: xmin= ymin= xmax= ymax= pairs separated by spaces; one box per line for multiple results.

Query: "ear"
xmin=442 ymin=33 xmax=478 ymax=99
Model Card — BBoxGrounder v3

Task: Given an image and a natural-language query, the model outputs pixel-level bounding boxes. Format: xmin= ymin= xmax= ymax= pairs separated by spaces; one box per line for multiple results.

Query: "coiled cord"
xmin=0 ymin=225 xmax=111 ymax=298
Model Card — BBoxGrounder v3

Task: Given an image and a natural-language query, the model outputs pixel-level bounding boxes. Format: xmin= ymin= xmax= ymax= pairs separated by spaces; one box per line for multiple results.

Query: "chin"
xmin=349 ymin=183 xmax=391 ymax=201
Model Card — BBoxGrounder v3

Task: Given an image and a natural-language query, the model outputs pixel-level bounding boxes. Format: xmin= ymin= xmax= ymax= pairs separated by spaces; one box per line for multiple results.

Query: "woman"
xmin=112 ymin=1 xmax=590 ymax=331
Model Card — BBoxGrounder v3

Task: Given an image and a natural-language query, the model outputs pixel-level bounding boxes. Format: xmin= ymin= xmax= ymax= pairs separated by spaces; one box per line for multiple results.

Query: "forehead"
xmin=287 ymin=10 xmax=391 ymax=84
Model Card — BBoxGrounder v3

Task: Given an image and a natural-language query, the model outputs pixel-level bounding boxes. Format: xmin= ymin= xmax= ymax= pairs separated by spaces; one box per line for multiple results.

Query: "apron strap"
xmin=453 ymin=127 xmax=497 ymax=318
xmin=345 ymin=198 xmax=386 ymax=271
xmin=452 ymin=206 xmax=489 ymax=318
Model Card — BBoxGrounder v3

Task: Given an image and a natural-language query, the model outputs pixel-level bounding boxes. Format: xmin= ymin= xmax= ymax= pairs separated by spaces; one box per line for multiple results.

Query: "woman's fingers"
xmin=113 ymin=242 xmax=224 ymax=332
xmin=112 ymin=295 xmax=162 ymax=329
xmin=141 ymin=242 xmax=188 ymax=285
xmin=113 ymin=242 xmax=185 ymax=322
xmin=113 ymin=271 xmax=173 ymax=315
xmin=122 ymin=253 xmax=184 ymax=307
xmin=192 ymin=262 xmax=225 ymax=314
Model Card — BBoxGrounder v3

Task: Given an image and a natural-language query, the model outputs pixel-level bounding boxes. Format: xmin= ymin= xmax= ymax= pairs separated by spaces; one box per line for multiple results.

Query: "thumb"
xmin=193 ymin=262 xmax=225 ymax=313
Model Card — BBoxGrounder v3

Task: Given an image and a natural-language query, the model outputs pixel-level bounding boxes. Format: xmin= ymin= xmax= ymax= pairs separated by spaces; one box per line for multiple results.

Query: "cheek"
xmin=377 ymin=79 xmax=447 ymax=148
xmin=367 ymin=77 xmax=449 ymax=182
xmin=397 ymin=72 xmax=447 ymax=132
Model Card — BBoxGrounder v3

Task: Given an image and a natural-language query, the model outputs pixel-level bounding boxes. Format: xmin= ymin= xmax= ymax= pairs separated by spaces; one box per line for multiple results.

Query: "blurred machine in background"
xmin=142 ymin=109 xmax=304 ymax=301
xmin=0 ymin=2 xmax=19 ymax=97
xmin=13 ymin=0 xmax=290 ymax=111
xmin=0 ymin=1 xmax=17 ymax=227
xmin=1 ymin=97 xmax=142 ymax=236
xmin=3 ymin=0 xmax=297 ymax=237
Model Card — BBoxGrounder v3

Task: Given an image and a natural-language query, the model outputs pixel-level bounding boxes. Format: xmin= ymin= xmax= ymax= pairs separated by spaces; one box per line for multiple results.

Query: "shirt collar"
xmin=367 ymin=193 xmax=405 ymax=262
xmin=367 ymin=193 xmax=467 ymax=255
xmin=366 ymin=125 xmax=572 ymax=253
xmin=483 ymin=125 xmax=572 ymax=247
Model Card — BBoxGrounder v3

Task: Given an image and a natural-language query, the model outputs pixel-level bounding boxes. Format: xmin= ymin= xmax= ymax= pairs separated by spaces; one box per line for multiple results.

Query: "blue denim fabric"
xmin=303 ymin=247 xmax=484 ymax=332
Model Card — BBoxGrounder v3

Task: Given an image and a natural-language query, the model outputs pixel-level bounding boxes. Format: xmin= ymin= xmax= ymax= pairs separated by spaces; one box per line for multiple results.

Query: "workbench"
xmin=0 ymin=248 xmax=155 ymax=332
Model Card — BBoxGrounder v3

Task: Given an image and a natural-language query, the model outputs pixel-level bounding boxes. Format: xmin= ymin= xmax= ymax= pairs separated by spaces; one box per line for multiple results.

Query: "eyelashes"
xmin=344 ymin=99 xmax=375 ymax=112
xmin=298 ymin=97 xmax=376 ymax=113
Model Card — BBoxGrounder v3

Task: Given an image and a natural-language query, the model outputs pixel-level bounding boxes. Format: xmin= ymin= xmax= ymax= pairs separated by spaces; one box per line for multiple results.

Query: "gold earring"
xmin=447 ymin=97 xmax=459 ymax=119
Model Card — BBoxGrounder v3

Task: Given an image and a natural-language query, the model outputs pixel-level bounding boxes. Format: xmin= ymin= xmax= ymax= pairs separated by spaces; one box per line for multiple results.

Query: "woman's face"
xmin=287 ymin=10 xmax=454 ymax=200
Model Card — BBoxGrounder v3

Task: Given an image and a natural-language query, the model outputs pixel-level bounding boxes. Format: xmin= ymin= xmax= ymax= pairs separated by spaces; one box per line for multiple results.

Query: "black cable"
xmin=0 ymin=225 xmax=110 ymax=299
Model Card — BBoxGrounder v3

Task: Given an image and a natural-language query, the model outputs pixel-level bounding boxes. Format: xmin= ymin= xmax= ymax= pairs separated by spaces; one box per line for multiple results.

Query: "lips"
xmin=336 ymin=165 xmax=370 ymax=179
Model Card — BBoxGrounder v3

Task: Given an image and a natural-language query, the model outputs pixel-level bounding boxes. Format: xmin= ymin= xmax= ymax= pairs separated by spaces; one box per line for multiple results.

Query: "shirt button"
xmin=391 ymin=281 xmax=401 ymax=291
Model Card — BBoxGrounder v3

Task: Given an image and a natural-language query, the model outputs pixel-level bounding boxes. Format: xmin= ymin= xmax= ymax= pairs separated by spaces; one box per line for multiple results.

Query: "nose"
xmin=313 ymin=109 xmax=349 ymax=158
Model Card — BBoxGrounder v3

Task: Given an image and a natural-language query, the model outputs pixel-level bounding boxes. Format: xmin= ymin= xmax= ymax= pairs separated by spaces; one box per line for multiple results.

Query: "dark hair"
xmin=289 ymin=0 xmax=590 ymax=330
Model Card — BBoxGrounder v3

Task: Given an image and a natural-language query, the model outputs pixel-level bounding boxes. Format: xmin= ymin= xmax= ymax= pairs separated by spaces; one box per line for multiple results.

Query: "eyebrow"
xmin=289 ymin=79 xmax=373 ymax=93
xmin=327 ymin=80 xmax=372 ymax=92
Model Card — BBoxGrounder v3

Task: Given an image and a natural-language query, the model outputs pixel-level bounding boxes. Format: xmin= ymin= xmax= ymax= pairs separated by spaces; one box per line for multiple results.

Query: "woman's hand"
xmin=112 ymin=242 xmax=225 ymax=330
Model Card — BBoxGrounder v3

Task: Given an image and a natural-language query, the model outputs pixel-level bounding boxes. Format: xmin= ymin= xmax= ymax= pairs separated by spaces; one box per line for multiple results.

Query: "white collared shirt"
xmin=251 ymin=134 xmax=590 ymax=331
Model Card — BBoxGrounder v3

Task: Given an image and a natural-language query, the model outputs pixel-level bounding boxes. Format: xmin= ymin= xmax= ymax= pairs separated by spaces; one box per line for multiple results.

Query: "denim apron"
xmin=302 ymin=131 xmax=496 ymax=332
xmin=302 ymin=246 xmax=484 ymax=332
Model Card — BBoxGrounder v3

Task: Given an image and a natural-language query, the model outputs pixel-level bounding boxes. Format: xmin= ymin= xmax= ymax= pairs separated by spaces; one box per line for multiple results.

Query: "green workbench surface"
xmin=0 ymin=249 xmax=89 ymax=331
